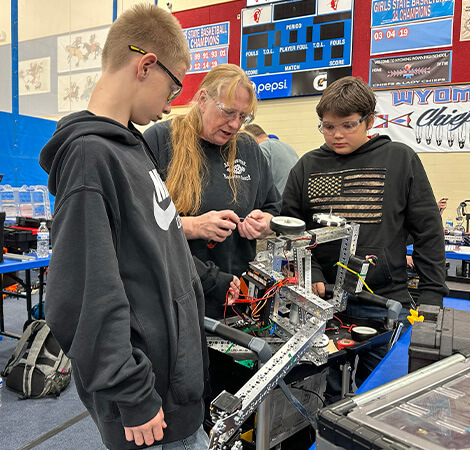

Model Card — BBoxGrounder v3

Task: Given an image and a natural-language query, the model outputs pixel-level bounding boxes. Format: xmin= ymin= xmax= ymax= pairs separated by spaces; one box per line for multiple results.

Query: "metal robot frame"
xmin=207 ymin=220 xmax=370 ymax=449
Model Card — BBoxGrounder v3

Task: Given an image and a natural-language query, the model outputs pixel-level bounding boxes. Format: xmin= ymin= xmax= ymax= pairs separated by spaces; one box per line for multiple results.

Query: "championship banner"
xmin=371 ymin=0 xmax=454 ymax=27
xmin=373 ymin=85 xmax=470 ymax=153
xmin=370 ymin=17 xmax=453 ymax=55
xmin=370 ymin=0 xmax=454 ymax=55
xmin=183 ymin=22 xmax=230 ymax=74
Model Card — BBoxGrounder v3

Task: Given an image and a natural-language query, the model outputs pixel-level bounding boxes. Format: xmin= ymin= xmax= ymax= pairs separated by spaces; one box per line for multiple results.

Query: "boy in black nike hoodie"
xmin=39 ymin=5 xmax=211 ymax=449
xmin=281 ymin=76 xmax=447 ymax=389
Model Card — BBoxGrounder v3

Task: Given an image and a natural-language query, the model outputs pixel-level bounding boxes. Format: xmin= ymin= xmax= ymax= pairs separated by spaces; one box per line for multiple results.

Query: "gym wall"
xmin=0 ymin=0 xmax=468 ymax=217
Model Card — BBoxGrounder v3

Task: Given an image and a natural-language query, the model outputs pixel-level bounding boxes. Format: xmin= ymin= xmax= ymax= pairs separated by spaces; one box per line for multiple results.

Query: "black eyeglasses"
xmin=128 ymin=45 xmax=183 ymax=102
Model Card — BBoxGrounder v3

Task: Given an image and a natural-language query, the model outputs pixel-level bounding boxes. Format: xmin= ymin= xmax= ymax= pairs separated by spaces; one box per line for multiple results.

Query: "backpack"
xmin=1 ymin=320 xmax=72 ymax=399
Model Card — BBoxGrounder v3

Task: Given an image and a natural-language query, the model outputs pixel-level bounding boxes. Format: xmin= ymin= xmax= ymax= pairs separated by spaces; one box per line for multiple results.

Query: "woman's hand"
xmin=181 ymin=210 xmax=240 ymax=241
xmin=238 ymin=210 xmax=273 ymax=240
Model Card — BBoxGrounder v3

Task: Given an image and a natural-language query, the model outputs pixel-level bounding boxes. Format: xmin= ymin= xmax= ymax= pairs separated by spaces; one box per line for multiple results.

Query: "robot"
xmin=206 ymin=214 xmax=402 ymax=449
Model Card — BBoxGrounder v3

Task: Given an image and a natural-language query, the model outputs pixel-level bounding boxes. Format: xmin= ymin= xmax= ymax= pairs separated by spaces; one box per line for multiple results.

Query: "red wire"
xmin=332 ymin=315 xmax=356 ymax=332
xmin=223 ymin=276 xmax=293 ymax=323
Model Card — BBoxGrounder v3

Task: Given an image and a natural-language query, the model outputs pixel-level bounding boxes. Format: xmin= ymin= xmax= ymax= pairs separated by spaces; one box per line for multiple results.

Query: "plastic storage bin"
xmin=316 ymin=348 xmax=470 ymax=450
xmin=0 ymin=185 xmax=51 ymax=223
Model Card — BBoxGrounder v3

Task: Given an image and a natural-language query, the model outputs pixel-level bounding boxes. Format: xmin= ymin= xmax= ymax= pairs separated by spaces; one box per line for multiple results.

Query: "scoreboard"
xmin=241 ymin=0 xmax=353 ymax=100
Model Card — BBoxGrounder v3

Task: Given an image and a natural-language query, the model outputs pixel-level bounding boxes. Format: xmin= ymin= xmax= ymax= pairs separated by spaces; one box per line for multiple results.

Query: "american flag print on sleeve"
xmin=307 ymin=168 xmax=386 ymax=223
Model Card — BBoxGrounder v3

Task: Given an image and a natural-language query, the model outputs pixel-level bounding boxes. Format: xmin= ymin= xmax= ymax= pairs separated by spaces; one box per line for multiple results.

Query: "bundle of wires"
xmin=224 ymin=276 xmax=295 ymax=325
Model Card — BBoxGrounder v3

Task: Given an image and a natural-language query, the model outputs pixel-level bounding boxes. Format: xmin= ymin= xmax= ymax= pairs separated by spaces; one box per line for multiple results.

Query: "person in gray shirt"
xmin=245 ymin=123 xmax=299 ymax=194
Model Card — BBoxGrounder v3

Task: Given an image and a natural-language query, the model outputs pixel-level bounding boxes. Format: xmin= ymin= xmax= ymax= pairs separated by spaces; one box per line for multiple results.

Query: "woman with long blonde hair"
xmin=144 ymin=64 xmax=280 ymax=318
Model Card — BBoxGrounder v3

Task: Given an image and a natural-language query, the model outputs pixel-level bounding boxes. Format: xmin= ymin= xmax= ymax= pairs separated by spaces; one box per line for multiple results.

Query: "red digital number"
xmin=373 ymin=30 xmax=383 ymax=41
xmin=398 ymin=27 xmax=409 ymax=38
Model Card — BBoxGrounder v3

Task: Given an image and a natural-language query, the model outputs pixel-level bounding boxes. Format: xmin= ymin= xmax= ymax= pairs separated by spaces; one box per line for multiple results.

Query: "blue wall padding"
xmin=0 ymin=110 xmax=56 ymax=191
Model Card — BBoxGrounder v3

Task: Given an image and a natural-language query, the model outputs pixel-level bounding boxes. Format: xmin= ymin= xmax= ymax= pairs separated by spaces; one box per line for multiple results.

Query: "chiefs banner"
xmin=373 ymin=84 xmax=470 ymax=153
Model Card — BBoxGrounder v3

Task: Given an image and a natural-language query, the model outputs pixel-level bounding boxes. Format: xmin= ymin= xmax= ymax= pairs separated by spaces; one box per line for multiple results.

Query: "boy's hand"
xmin=437 ymin=197 xmax=448 ymax=214
xmin=124 ymin=407 xmax=167 ymax=446
xmin=312 ymin=282 xmax=326 ymax=298
xmin=227 ymin=276 xmax=240 ymax=305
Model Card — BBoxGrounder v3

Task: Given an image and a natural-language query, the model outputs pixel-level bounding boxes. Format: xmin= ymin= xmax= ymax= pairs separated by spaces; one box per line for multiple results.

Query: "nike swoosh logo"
xmin=153 ymin=194 xmax=177 ymax=231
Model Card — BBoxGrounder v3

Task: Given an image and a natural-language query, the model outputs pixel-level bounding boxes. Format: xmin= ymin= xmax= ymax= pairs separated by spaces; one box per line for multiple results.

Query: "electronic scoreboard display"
xmin=241 ymin=0 xmax=353 ymax=100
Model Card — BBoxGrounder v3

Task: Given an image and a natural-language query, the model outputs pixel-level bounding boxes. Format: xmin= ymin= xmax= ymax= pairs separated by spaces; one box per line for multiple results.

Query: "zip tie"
xmin=288 ymin=353 xmax=294 ymax=366
xmin=335 ymin=261 xmax=374 ymax=293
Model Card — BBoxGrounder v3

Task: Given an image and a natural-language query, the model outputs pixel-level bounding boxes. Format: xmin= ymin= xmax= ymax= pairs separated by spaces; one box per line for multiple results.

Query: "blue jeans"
xmin=154 ymin=426 xmax=209 ymax=450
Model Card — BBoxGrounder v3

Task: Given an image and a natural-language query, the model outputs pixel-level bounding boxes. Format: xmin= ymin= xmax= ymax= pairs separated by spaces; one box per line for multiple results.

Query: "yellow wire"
xmin=335 ymin=261 xmax=374 ymax=293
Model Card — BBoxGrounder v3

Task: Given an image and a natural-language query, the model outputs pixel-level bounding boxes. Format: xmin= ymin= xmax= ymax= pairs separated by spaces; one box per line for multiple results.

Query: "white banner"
xmin=242 ymin=4 xmax=272 ymax=26
xmin=461 ymin=0 xmax=470 ymax=41
xmin=318 ymin=0 xmax=353 ymax=15
xmin=246 ymin=0 xmax=282 ymax=6
xmin=373 ymin=85 xmax=470 ymax=152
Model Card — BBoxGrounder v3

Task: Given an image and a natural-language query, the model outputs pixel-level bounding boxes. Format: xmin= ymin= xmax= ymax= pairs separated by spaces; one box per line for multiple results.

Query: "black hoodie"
xmin=39 ymin=111 xmax=208 ymax=449
xmin=281 ymin=135 xmax=447 ymax=308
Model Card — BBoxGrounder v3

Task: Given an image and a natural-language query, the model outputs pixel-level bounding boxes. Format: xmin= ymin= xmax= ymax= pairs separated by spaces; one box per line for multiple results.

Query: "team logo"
xmin=224 ymin=159 xmax=251 ymax=181
xmin=374 ymin=113 xmax=413 ymax=129
xmin=233 ymin=163 xmax=246 ymax=176
xmin=387 ymin=63 xmax=431 ymax=80
xmin=253 ymin=8 xmax=262 ymax=23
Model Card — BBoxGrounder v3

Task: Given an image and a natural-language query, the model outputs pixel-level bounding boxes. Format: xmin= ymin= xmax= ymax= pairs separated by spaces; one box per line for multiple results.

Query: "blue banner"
xmin=188 ymin=47 xmax=229 ymax=74
xmin=183 ymin=22 xmax=229 ymax=51
xmin=371 ymin=0 xmax=454 ymax=27
xmin=250 ymin=73 xmax=293 ymax=99
xmin=249 ymin=67 xmax=351 ymax=100
xmin=371 ymin=18 xmax=453 ymax=55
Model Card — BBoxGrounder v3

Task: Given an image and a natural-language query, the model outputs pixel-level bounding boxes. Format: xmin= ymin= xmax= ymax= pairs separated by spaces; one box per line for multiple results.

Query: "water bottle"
xmin=36 ymin=221 xmax=50 ymax=258
xmin=444 ymin=216 xmax=453 ymax=234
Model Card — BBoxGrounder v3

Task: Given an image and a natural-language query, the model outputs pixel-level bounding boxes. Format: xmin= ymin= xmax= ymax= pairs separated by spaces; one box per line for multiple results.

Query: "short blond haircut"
xmin=102 ymin=3 xmax=190 ymax=72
